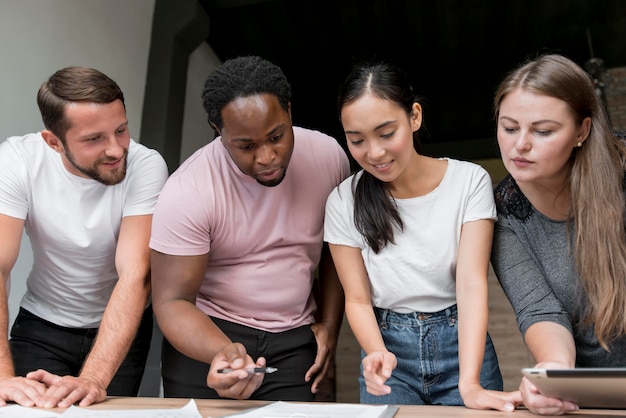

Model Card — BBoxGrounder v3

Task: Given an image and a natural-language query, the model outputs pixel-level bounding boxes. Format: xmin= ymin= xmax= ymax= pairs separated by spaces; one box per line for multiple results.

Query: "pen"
xmin=216 ymin=367 xmax=278 ymax=374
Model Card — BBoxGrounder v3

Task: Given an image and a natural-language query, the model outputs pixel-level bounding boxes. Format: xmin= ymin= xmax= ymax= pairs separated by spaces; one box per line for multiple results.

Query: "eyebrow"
xmin=78 ymin=121 xmax=129 ymax=140
xmin=231 ymin=124 xmax=285 ymax=143
xmin=498 ymin=116 xmax=563 ymax=126
xmin=344 ymin=120 xmax=396 ymax=135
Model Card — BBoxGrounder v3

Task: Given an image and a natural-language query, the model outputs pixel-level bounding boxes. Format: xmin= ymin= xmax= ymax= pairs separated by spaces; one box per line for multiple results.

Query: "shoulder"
xmin=128 ymin=140 xmax=167 ymax=165
xmin=292 ymin=126 xmax=350 ymax=179
xmin=494 ymin=175 xmax=533 ymax=221
xmin=447 ymin=158 xmax=489 ymax=177
xmin=126 ymin=140 xmax=169 ymax=184
xmin=294 ymin=127 xmax=345 ymax=156
xmin=1 ymin=132 xmax=45 ymax=153
xmin=327 ymin=171 xmax=360 ymax=203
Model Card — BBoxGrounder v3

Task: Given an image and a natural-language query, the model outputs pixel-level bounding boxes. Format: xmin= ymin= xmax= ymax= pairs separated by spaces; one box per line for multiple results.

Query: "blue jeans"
xmin=10 ymin=306 xmax=153 ymax=396
xmin=360 ymin=305 xmax=503 ymax=405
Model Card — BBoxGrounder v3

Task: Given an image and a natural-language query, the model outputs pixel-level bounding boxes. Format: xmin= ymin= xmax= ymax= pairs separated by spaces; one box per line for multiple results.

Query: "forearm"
xmin=456 ymin=276 xmax=489 ymax=390
xmin=79 ymin=274 xmax=150 ymax=387
xmin=525 ymin=321 xmax=576 ymax=367
xmin=346 ymin=301 xmax=386 ymax=354
xmin=315 ymin=246 xmax=345 ymax=340
xmin=0 ymin=277 xmax=15 ymax=379
xmin=156 ymin=299 xmax=232 ymax=364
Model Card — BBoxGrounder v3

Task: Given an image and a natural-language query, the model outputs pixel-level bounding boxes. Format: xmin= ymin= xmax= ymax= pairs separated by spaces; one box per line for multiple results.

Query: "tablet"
xmin=522 ymin=368 xmax=626 ymax=408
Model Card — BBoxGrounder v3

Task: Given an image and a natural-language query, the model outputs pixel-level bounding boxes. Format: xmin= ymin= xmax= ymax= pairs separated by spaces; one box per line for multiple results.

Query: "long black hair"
xmin=338 ymin=62 xmax=421 ymax=253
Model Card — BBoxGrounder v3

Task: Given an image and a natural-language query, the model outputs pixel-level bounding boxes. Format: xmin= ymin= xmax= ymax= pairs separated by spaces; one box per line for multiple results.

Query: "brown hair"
xmin=495 ymin=54 xmax=626 ymax=348
xmin=37 ymin=66 xmax=125 ymax=141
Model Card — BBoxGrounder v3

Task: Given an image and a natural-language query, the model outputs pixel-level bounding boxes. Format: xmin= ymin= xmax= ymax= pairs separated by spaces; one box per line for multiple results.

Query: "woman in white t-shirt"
xmin=324 ymin=62 xmax=521 ymax=411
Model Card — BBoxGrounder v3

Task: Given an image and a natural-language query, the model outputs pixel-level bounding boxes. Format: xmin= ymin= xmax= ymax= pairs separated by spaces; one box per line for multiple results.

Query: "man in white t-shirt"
xmin=0 ymin=67 xmax=168 ymax=408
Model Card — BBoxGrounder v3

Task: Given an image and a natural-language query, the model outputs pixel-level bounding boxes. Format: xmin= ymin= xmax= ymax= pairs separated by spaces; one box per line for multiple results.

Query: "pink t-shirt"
xmin=150 ymin=127 xmax=350 ymax=332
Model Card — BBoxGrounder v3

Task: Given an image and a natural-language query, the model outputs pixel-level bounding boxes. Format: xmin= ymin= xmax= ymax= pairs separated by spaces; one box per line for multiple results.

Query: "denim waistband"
xmin=373 ymin=304 xmax=458 ymax=327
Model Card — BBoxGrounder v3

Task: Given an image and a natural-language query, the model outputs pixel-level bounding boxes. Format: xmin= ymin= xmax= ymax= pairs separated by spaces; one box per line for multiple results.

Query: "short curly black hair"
xmin=202 ymin=56 xmax=292 ymax=131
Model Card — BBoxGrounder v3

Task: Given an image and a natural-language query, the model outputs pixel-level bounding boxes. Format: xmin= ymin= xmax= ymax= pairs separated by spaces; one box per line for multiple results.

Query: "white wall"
xmin=0 ymin=0 xmax=156 ymax=324
xmin=181 ymin=42 xmax=222 ymax=162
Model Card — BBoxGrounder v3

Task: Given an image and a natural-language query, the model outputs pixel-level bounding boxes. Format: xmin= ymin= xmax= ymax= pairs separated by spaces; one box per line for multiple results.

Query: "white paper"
xmin=59 ymin=399 xmax=202 ymax=418
xmin=0 ymin=404 xmax=60 ymax=418
xmin=223 ymin=401 xmax=395 ymax=418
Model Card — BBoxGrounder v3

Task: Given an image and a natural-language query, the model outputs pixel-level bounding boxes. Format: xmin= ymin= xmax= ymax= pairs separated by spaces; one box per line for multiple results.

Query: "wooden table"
xmin=60 ymin=397 xmax=626 ymax=417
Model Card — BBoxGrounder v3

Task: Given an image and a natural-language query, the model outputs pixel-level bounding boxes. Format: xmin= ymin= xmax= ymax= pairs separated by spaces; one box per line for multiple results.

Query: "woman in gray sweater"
xmin=491 ymin=54 xmax=626 ymax=415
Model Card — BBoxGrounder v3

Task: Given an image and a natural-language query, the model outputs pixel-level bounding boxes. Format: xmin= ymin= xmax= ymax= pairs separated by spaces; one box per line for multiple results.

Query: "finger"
xmin=366 ymin=382 xmax=391 ymax=396
xmin=304 ymin=361 xmax=321 ymax=383
xmin=38 ymin=382 xmax=76 ymax=408
xmin=310 ymin=355 xmax=332 ymax=392
xmin=480 ymin=394 xmax=516 ymax=412
xmin=223 ymin=343 xmax=248 ymax=365
xmin=381 ymin=355 xmax=395 ymax=378
xmin=26 ymin=370 xmax=58 ymax=386
xmin=311 ymin=368 xmax=328 ymax=394
xmin=2 ymin=390 xmax=35 ymax=407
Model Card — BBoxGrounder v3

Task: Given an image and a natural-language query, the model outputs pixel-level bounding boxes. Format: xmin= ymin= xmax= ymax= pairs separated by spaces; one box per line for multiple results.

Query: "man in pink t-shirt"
xmin=150 ymin=56 xmax=350 ymax=401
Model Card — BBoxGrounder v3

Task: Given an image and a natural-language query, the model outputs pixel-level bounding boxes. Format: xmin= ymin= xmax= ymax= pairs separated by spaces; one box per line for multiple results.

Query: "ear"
xmin=41 ymin=130 xmax=65 ymax=153
xmin=410 ymin=102 xmax=423 ymax=132
xmin=287 ymin=102 xmax=292 ymax=121
xmin=209 ymin=122 xmax=221 ymax=137
xmin=577 ymin=117 xmax=592 ymax=145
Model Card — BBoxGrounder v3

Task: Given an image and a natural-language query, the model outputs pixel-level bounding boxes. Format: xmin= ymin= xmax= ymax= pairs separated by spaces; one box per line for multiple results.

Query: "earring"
xmin=577 ymin=142 xmax=583 ymax=147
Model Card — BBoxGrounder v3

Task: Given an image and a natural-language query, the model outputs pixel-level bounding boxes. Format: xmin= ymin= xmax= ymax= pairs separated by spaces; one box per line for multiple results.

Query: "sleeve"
xmin=463 ymin=164 xmax=497 ymax=223
xmin=149 ymin=174 xmax=213 ymax=256
xmin=0 ymin=139 xmax=29 ymax=219
xmin=324 ymin=177 xmax=363 ymax=248
xmin=491 ymin=217 xmax=573 ymax=336
xmin=122 ymin=143 xmax=169 ymax=217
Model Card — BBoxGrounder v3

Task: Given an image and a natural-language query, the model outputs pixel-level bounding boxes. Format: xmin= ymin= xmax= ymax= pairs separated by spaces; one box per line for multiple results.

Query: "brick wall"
xmin=607 ymin=67 xmax=626 ymax=131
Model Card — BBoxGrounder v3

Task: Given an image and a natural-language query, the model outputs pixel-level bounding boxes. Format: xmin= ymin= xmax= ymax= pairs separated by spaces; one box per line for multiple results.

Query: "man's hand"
xmin=0 ymin=376 xmax=47 ymax=407
xmin=27 ymin=370 xmax=106 ymax=408
xmin=206 ymin=343 xmax=264 ymax=400
xmin=305 ymin=322 xmax=335 ymax=394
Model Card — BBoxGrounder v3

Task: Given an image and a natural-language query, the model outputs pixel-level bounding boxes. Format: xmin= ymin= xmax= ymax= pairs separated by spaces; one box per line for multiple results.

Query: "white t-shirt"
xmin=0 ymin=133 xmax=168 ymax=328
xmin=324 ymin=158 xmax=496 ymax=313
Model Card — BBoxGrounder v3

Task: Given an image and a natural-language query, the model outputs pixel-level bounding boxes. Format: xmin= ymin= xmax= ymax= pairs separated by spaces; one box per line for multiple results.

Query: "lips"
xmin=102 ymin=158 xmax=122 ymax=168
xmin=257 ymin=167 xmax=280 ymax=180
xmin=510 ymin=157 xmax=532 ymax=168
xmin=371 ymin=161 xmax=392 ymax=172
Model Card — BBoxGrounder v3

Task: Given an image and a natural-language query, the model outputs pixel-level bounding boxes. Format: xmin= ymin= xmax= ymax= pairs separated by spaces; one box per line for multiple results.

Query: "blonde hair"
xmin=495 ymin=54 xmax=626 ymax=348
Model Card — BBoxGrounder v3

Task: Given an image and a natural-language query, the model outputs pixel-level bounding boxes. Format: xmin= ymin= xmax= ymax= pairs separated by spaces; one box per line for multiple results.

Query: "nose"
xmin=367 ymin=140 xmax=386 ymax=160
xmin=255 ymin=144 xmax=276 ymax=165
xmin=514 ymin=130 xmax=531 ymax=151
xmin=104 ymin=136 xmax=125 ymax=159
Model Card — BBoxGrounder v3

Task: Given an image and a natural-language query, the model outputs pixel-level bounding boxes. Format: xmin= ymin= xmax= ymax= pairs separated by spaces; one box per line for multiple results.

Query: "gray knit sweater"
xmin=491 ymin=175 xmax=626 ymax=367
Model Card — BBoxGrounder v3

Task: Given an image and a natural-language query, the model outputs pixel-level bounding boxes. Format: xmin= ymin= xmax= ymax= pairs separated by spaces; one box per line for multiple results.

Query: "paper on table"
xmin=221 ymin=401 xmax=398 ymax=418
xmin=0 ymin=404 xmax=60 ymax=417
xmin=59 ymin=399 xmax=202 ymax=418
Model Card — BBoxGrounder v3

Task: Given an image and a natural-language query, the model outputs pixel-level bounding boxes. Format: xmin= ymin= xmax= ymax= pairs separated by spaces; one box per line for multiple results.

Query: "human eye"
xmin=240 ymin=143 xmax=255 ymax=151
xmin=380 ymin=131 xmax=395 ymax=139
xmin=269 ymin=133 xmax=283 ymax=143
xmin=501 ymin=126 xmax=518 ymax=134
xmin=115 ymin=126 xmax=128 ymax=135
xmin=346 ymin=136 xmax=363 ymax=146
xmin=535 ymin=129 xmax=552 ymax=136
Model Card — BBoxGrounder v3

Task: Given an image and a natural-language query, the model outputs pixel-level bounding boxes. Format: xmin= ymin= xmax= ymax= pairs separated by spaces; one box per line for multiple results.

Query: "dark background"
xmin=197 ymin=0 xmax=626 ymax=159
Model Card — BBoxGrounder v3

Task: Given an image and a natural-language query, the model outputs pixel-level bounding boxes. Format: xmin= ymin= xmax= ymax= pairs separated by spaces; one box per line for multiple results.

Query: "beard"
xmin=64 ymin=148 xmax=128 ymax=185
xmin=256 ymin=169 xmax=287 ymax=187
